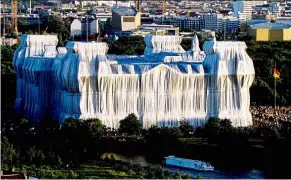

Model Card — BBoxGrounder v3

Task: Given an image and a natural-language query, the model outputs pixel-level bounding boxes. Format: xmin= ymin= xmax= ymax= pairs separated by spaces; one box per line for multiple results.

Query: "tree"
xmin=153 ymin=166 xmax=164 ymax=178
xmin=246 ymin=41 xmax=291 ymax=105
xmin=81 ymin=118 xmax=105 ymax=139
xmin=163 ymin=170 xmax=171 ymax=178
xmin=105 ymin=36 xmax=145 ymax=55
xmin=26 ymin=146 xmax=45 ymax=166
xmin=204 ymin=117 xmax=221 ymax=143
xmin=106 ymin=18 xmax=112 ymax=25
xmin=1 ymin=44 xmax=18 ymax=75
xmin=183 ymin=28 xmax=196 ymax=33
xmin=1 ymin=136 xmax=18 ymax=171
xmin=47 ymin=152 xmax=63 ymax=168
xmin=205 ymin=117 xmax=220 ymax=134
xmin=119 ymin=113 xmax=141 ymax=135
xmin=179 ymin=120 xmax=194 ymax=137
xmin=183 ymin=173 xmax=192 ymax=179
xmin=181 ymin=38 xmax=192 ymax=51
xmin=25 ymin=30 xmax=34 ymax=34
xmin=45 ymin=15 xmax=70 ymax=46
xmin=219 ymin=119 xmax=233 ymax=133
xmin=61 ymin=118 xmax=82 ymax=166
xmin=3 ymin=19 xmax=12 ymax=35
xmin=145 ymin=165 xmax=156 ymax=179
xmin=173 ymin=171 xmax=182 ymax=179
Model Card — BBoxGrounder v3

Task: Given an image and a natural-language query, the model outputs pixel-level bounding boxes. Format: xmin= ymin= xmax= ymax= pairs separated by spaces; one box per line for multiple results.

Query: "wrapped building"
xmin=13 ymin=34 xmax=255 ymax=128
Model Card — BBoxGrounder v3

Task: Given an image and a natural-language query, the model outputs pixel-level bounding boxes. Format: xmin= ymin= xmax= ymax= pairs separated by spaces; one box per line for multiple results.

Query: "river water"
xmin=114 ymin=154 xmax=266 ymax=179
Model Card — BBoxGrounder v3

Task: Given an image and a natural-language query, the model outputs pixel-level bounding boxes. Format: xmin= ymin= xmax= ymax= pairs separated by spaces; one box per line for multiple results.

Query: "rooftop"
xmin=250 ymin=21 xmax=291 ymax=29
xmin=112 ymin=6 xmax=138 ymax=16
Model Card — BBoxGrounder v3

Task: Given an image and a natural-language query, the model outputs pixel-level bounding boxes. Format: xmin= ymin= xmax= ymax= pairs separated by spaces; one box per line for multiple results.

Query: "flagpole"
xmin=274 ymin=62 xmax=277 ymax=123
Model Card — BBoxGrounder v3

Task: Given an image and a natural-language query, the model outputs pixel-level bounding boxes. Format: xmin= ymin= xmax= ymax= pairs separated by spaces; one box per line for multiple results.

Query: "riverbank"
xmin=11 ymin=161 xmax=199 ymax=179
xmin=2 ymin=115 xmax=291 ymax=179
xmin=99 ymin=152 xmax=266 ymax=179
xmin=96 ymin=136 xmax=280 ymax=178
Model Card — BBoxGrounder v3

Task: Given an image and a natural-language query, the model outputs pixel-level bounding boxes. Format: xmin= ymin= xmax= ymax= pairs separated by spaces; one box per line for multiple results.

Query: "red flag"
xmin=273 ymin=68 xmax=280 ymax=78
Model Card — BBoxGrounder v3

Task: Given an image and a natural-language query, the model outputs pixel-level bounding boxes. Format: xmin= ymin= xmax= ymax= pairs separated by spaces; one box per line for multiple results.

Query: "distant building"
xmin=71 ymin=19 xmax=82 ymax=36
xmin=33 ymin=5 xmax=52 ymax=17
xmin=249 ymin=21 xmax=291 ymax=41
xmin=252 ymin=13 xmax=269 ymax=20
xmin=237 ymin=12 xmax=248 ymax=22
xmin=138 ymin=23 xmax=179 ymax=35
xmin=72 ymin=0 xmax=102 ymax=6
xmin=141 ymin=14 xmax=154 ymax=24
xmin=24 ymin=17 xmax=41 ymax=25
xmin=232 ymin=1 xmax=265 ymax=19
xmin=94 ymin=13 xmax=112 ymax=22
xmin=0 ymin=37 xmax=18 ymax=46
xmin=112 ymin=6 xmax=141 ymax=31
xmin=70 ymin=18 xmax=99 ymax=38
xmin=153 ymin=17 xmax=177 ymax=26
xmin=217 ymin=15 xmax=240 ymax=33
xmin=199 ymin=13 xmax=217 ymax=30
xmin=177 ymin=18 xmax=205 ymax=31
xmin=233 ymin=1 xmax=253 ymax=19
xmin=268 ymin=2 xmax=283 ymax=15
xmin=58 ymin=3 xmax=77 ymax=10
xmin=3 ymin=16 xmax=42 ymax=25
xmin=130 ymin=30 xmax=151 ymax=36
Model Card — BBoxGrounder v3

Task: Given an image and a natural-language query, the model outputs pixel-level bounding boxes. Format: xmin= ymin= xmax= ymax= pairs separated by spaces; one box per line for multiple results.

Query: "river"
xmin=114 ymin=153 xmax=266 ymax=179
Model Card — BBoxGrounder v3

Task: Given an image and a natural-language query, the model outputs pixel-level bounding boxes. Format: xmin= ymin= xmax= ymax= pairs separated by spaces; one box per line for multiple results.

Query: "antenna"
xmin=38 ymin=11 xmax=40 ymax=34
xmin=3 ymin=15 xmax=5 ymax=43
xmin=224 ymin=16 xmax=226 ymax=41
xmin=30 ymin=0 xmax=32 ymax=15
xmin=86 ymin=15 xmax=89 ymax=42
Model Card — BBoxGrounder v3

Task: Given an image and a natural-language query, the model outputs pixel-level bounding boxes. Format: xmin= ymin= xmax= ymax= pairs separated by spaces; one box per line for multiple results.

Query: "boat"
xmin=164 ymin=156 xmax=214 ymax=171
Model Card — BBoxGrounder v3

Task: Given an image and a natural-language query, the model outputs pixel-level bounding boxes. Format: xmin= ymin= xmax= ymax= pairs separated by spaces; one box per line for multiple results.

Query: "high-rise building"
xmin=199 ymin=13 xmax=217 ymax=30
xmin=217 ymin=15 xmax=240 ymax=33
xmin=233 ymin=0 xmax=253 ymax=19
xmin=233 ymin=1 xmax=265 ymax=19
xmin=177 ymin=18 xmax=205 ymax=31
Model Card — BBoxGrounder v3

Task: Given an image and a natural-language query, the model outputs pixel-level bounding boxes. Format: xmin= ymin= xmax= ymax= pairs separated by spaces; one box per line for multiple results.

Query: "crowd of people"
xmin=250 ymin=106 xmax=291 ymax=125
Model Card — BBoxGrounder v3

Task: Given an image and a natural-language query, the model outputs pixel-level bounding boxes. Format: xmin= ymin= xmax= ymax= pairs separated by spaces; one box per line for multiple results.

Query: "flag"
xmin=273 ymin=68 xmax=280 ymax=78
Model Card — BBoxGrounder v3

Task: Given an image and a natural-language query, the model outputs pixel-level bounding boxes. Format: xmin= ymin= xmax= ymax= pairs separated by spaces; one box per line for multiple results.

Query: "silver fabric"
xmin=14 ymin=35 xmax=255 ymax=128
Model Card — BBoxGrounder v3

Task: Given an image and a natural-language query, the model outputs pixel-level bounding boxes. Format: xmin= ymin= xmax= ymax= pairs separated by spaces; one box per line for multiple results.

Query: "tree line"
xmin=2 ymin=109 xmax=291 ymax=178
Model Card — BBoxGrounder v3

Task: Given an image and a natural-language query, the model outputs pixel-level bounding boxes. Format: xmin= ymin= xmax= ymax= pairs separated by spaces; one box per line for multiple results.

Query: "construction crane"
xmin=12 ymin=0 xmax=18 ymax=35
xmin=135 ymin=0 xmax=140 ymax=12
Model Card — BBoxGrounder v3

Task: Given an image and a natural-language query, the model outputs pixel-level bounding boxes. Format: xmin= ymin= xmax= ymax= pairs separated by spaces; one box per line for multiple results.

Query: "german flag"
xmin=273 ymin=68 xmax=280 ymax=78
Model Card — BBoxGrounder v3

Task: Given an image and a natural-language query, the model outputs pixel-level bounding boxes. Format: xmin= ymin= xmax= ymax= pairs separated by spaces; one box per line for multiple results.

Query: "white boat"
xmin=164 ymin=156 xmax=214 ymax=171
